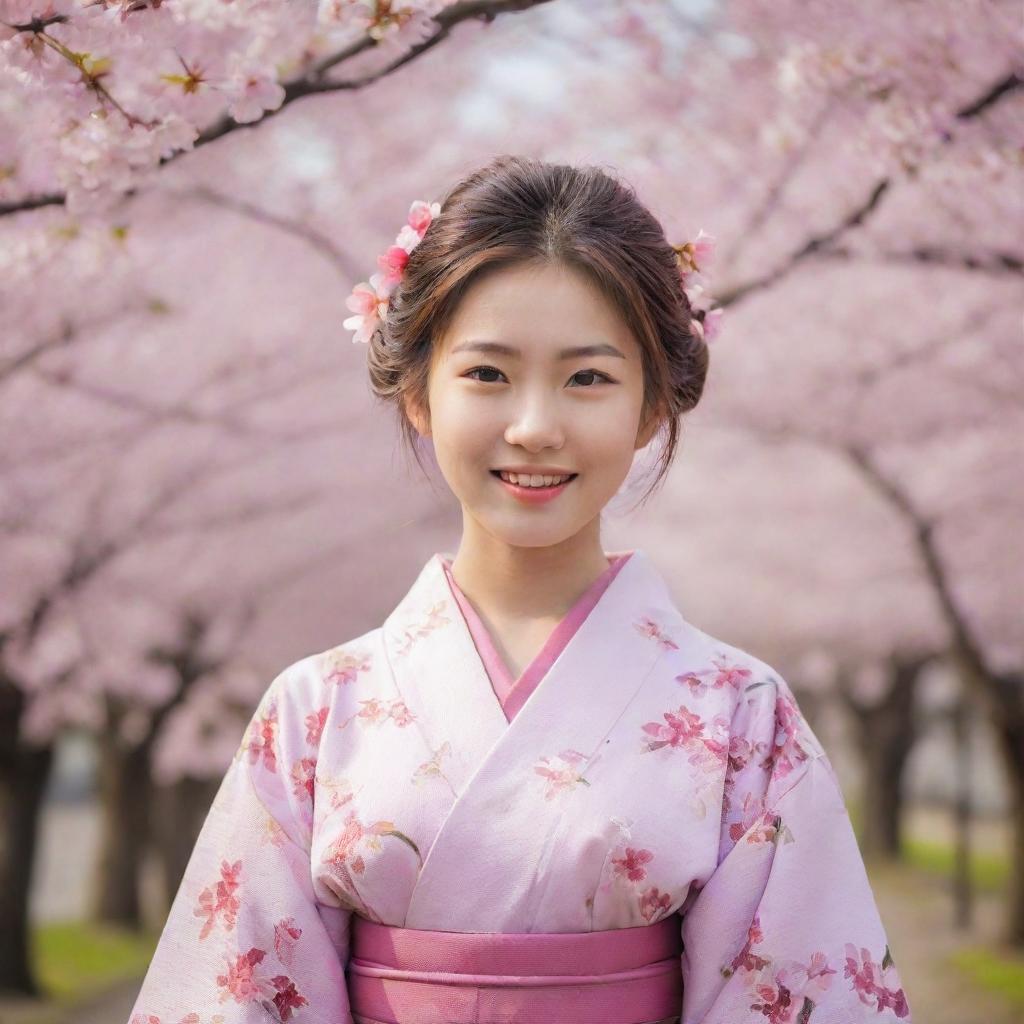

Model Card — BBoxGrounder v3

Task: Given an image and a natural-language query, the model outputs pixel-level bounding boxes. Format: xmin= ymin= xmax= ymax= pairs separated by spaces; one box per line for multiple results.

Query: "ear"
xmin=402 ymin=391 xmax=431 ymax=438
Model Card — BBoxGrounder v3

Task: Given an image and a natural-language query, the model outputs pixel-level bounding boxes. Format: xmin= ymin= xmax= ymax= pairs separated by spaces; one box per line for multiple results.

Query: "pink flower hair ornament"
xmin=343 ymin=201 xmax=723 ymax=345
xmin=343 ymin=198 xmax=441 ymax=345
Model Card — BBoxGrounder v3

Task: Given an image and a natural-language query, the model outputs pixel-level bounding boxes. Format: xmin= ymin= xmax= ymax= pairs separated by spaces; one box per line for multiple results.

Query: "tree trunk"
xmin=0 ymin=740 xmax=54 ymax=995
xmin=841 ymin=655 xmax=924 ymax=861
xmin=153 ymin=775 xmax=220 ymax=911
xmin=991 ymin=711 xmax=1024 ymax=944
xmin=92 ymin=733 xmax=153 ymax=928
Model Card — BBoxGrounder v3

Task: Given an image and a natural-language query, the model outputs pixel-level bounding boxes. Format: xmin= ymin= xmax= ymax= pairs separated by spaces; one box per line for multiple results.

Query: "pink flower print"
xmin=611 ymin=847 xmax=654 ymax=883
xmin=771 ymin=689 xmax=818 ymax=778
xmin=676 ymin=668 xmax=714 ymax=698
xmin=638 ymin=886 xmax=672 ymax=923
xmin=844 ymin=944 xmax=911 ymax=1017
xmin=676 ymin=657 xmax=750 ymax=697
xmin=194 ymin=859 xmax=242 ymax=940
xmin=776 ymin=951 xmax=838 ymax=1004
xmin=713 ymin=656 xmax=752 ymax=692
xmin=728 ymin=790 xmax=768 ymax=844
xmin=412 ymin=741 xmax=451 ymax=784
xmin=289 ymin=757 xmax=316 ymax=804
xmin=395 ymin=601 xmax=451 ymax=656
xmin=246 ymin=704 xmax=279 ymax=773
xmin=340 ymin=697 xmax=416 ymax=731
xmin=217 ymin=946 xmax=267 ymax=1004
xmin=641 ymin=704 xmax=705 ymax=752
xmin=304 ymin=706 xmax=328 ymax=746
xmin=533 ymin=749 xmax=591 ymax=800
xmin=728 ymin=735 xmax=755 ymax=774
xmin=322 ymin=647 xmax=372 ymax=686
xmin=388 ymin=699 xmax=415 ymax=726
xmin=262 ymin=814 xmax=288 ymax=848
xmin=265 ymin=975 xmax=309 ymax=1021
xmin=634 ymin=616 xmax=679 ymax=650
xmin=274 ymin=917 xmax=302 ymax=968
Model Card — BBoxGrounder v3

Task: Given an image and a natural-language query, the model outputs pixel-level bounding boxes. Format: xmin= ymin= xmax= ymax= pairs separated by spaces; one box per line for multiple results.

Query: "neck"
xmin=448 ymin=518 xmax=613 ymax=623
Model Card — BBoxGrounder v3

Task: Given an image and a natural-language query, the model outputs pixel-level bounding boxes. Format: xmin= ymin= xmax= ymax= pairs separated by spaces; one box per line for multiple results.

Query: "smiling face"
xmin=404 ymin=260 xmax=662 ymax=553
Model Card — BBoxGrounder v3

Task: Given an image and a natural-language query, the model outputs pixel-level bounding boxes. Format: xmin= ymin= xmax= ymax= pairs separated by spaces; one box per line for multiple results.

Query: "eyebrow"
xmin=450 ymin=340 xmax=626 ymax=360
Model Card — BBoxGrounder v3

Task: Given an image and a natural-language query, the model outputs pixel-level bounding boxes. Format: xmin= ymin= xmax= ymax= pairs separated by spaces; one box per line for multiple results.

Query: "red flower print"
xmin=726 ymin=913 xmax=770 ymax=976
xmin=266 ymin=975 xmax=309 ymax=1021
xmin=217 ymin=946 xmax=267 ymax=1003
xmin=289 ymin=756 xmax=317 ymax=803
xmin=194 ymin=859 xmax=242 ymax=940
xmin=611 ymin=846 xmax=654 ymax=882
xmin=305 ymin=706 xmax=328 ymax=745
xmin=844 ymin=943 xmax=910 ymax=1017
xmin=246 ymin=704 xmax=279 ymax=773
xmin=641 ymin=705 xmax=706 ymax=752
xmin=638 ymin=886 xmax=672 ymax=923
xmin=749 ymin=969 xmax=797 ymax=1024
xmin=274 ymin=917 xmax=302 ymax=967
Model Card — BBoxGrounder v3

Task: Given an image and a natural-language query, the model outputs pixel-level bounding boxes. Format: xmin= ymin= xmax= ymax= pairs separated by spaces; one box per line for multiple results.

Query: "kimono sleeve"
xmin=679 ymin=674 xmax=913 ymax=1024
xmin=128 ymin=657 xmax=352 ymax=1024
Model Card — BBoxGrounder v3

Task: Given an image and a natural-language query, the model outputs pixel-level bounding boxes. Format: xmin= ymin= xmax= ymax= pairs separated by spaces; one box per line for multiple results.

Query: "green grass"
xmin=32 ymin=921 xmax=157 ymax=1004
xmin=903 ymin=836 xmax=1010 ymax=894
xmin=949 ymin=946 xmax=1024 ymax=1009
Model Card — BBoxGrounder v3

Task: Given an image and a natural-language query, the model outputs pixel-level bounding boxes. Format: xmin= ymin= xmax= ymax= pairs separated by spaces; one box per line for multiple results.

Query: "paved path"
xmin=870 ymin=859 xmax=1023 ymax=1024
xmin=62 ymin=980 xmax=141 ymax=1024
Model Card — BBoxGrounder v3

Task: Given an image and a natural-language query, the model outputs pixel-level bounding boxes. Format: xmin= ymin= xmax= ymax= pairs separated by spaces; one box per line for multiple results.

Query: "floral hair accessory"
xmin=672 ymin=228 xmax=723 ymax=343
xmin=344 ymin=198 xmax=441 ymax=345
xmin=344 ymin=203 xmax=722 ymax=345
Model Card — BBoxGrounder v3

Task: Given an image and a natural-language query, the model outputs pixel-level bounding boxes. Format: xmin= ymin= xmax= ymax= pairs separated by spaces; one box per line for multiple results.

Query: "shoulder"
xmin=252 ymin=626 xmax=386 ymax=721
xmin=659 ymin=617 xmax=827 ymax=766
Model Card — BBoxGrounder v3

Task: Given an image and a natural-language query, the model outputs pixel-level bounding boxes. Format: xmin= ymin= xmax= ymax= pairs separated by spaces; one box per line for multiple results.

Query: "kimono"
xmin=128 ymin=548 xmax=912 ymax=1024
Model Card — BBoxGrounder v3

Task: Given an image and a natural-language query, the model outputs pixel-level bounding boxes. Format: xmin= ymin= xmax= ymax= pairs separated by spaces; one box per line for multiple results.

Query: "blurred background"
xmin=1 ymin=0 xmax=1021 ymax=1021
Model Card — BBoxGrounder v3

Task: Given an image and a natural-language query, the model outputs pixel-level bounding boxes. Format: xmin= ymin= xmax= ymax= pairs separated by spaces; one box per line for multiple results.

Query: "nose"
xmin=502 ymin=392 xmax=566 ymax=453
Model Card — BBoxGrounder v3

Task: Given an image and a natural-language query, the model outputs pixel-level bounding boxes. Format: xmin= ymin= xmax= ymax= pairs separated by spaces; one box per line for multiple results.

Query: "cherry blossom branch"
xmin=0 ymin=0 xmax=557 ymax=218
xmin=815 ymin=245 xmax=1023 ymax=277
xmin=714 ymin=72 xmax=1023 ymax=310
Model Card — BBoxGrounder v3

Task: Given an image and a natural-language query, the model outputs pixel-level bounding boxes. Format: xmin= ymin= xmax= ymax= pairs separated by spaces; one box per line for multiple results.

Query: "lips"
xmin=490 ymin=471 xmax=578 ymax=486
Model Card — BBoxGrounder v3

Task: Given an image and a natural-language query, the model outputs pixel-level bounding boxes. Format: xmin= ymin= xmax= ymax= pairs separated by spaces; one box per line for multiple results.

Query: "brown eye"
xmin=569 ymin=369 xmax=614 ymax=387
xmin=465 ymin=366 xmax=504 ymax=383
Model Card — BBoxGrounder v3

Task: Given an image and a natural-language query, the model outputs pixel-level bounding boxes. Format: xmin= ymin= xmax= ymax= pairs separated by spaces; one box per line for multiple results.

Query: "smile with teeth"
xmin=495 ymin=471 xmax=576 ymax=488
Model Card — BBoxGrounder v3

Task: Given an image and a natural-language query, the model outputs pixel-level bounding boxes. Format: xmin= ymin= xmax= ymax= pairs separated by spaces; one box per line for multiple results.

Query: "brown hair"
xmin=366 ymin=154 xmax=710 ymax=506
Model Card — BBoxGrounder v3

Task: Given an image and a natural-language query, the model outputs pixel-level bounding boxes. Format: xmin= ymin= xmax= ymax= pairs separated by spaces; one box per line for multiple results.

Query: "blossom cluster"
xmin=0 ymin=0 xmax=452 ymax=212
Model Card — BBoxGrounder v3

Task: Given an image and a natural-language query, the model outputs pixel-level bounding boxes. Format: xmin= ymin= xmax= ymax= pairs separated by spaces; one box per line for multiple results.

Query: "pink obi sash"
xmin=346 ymin=913 xmax=683 ymax=1023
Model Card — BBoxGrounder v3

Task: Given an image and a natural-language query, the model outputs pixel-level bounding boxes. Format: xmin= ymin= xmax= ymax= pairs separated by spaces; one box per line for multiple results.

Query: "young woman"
xmin=130 ymin=156 xmax=911 ymax=1023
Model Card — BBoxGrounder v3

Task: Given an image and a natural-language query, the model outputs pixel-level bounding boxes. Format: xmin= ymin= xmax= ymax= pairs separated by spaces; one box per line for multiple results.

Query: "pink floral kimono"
xmin=129 ymin=549 xmax=912 ymax=1023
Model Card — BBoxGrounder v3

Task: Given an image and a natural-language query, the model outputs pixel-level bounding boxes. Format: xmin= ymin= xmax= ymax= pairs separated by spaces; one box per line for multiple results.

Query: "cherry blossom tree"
xmin=1 ymin=0 xmax=1022 ymax=1000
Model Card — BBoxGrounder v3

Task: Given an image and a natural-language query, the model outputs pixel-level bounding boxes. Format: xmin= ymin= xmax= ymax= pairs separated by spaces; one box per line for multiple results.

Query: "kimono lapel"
xmin=381 ymin=552 xmax=510 ymax=801
xmin=387 ymin=548 xmax=685 ymax=932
